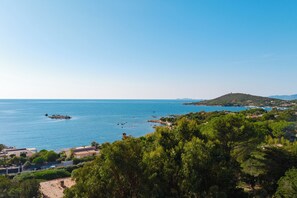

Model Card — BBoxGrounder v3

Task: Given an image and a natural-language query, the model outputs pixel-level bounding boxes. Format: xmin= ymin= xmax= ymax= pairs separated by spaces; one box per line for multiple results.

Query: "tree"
xmin=65 ymin=138 xmax=146 ymax=198
xmin=200 ymin=114 xmax=263 ymax=162
xmin=275 ymin=168 xmax=297 ymax=197
xmin=22 ymin=161 xmax=31 ymax=169
xmin=0 ymin=144 xmax=6 ymax=152
xmin=32 ymin=156 xmax=45 ymax=165
xmin=0 ymin=175 xmax=14 ymax=197
xmin=8 ymin=156 xmax=21 ymax=165
xmin=20 ymin=179 xmax=40 ymax=198
xmin=0 ymin=176 xmax=40 ymax=198
xmin=63 ymin=109 xmax=297 ymax=197
xmin=20 ymin=152 xmax=27 ymax=158
xmin=175 ymin=118 xmax=200 ymax=141
xmin=241 ymin=146 xmax=297 ymax=196
xmin=269 ymin=121 xmax=294 ymax=138
xmin=91 ymin=141 xmax=101 ymax=149
xmin=45 ymin=151 xmax=59 ymax=162
xmin=180 ymin=137 xmax=216 ymax=196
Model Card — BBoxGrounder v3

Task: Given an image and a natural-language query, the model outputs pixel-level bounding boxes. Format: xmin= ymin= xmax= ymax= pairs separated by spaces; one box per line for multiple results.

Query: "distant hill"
xmin=188 ymin=93 xmax=296 ymax=107
xmin=270 ymin=94 xmax=297 ymax=100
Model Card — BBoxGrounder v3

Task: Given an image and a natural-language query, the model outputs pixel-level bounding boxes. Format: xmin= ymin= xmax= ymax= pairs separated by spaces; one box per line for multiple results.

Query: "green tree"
xmin=0 ymin=144 xmax=6 ymax=152
xmin=201 ymin=114 xmax=263 ymax=162
xmin=242 ymin=146 xmax=297 ymax=196
xmin=20 ymin=152 xmax=27 ymax=158
xmin=275 ymin=168 xmax=297 ymax=197
xmin=175 ymin=118 xmax=200 ymax=141
xmin=45 ymin=151 xmax=59 ymax=162
xmin=270 ymin=121 xmax=294 ymax=138
xmin=20 ymin=179 xmax=40 ymax=198
xmin=180 ymin=137 xmax=216 ymax=196
xmin=32 ymin=156 xmax=45 ymax=165
xmin=91 ymin=141 xmax=101 ymax=149
xmin=63 ymin=109 xmax=297 ymax=197
xmin=0 ymin=175 xmax=14 ymax=197
xmin=65 ymin=138 xmax=146 ymax=198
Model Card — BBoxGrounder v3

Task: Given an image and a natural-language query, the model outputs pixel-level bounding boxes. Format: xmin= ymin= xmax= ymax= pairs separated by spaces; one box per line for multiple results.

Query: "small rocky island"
xmin=45 ymin=114 xmax=71 ymax=120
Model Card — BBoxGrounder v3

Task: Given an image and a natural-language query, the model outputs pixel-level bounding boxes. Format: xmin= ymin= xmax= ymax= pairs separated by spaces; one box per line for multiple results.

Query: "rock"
xmin=47 ymin=114 xmax=71 ymax=120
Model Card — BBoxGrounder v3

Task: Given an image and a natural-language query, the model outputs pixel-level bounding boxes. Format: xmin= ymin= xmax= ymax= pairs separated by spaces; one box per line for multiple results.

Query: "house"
xmin=66 ymin=146 xmax=99 ymax=159
xmin=73 ymin=146 xmax=99 ymax=158
xmin=1 ymin=147 xmax=37 ymax=158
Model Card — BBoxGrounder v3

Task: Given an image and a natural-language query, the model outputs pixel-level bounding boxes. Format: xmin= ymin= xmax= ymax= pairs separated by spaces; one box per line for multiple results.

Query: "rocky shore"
xmin=148 ymin=119 xmax=172 ymax=127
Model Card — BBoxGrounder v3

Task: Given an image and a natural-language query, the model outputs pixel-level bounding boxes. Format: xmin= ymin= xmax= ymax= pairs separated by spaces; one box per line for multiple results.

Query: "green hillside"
xmin=189 ymin=93 xmax=296 ymax=107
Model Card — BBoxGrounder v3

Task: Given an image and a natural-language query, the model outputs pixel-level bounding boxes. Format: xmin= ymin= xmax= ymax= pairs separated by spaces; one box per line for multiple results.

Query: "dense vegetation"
xmin=189 ymin=93 xmax=297 ymax=107
xmin=0 ymin=149 xmax=63 ymax=168
xmin=65 ymin=108 xmax=297 ymax=197
xmin=13 ymin=169 xmax=71 ymax=181
xmin=0 ymin=146 xmax=89 ymax=197
xmin=1 ymin=107 xmax=297 ymax=197
xmin=0 ymin=176 xmax=40 ymax=198
xmin=0 ymin=166 xmax=80 ymax=197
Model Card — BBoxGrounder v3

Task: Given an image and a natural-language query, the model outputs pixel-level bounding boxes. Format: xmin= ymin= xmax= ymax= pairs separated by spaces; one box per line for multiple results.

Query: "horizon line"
xmin=0 ymin=98 xmax=202 ymax=100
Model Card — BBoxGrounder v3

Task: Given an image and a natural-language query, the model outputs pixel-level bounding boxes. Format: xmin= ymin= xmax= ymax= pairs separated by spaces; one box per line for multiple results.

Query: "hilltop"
xmin=188 ymin=93 xmax=296 ymax=107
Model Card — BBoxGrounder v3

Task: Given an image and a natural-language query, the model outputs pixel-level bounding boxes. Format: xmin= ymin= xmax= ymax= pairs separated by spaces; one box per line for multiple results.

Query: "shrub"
xmin=13 ymin=172 xmax=35 ymax=182
xmin=32 ymin=157 xmax=45 ymax=165
xmin=275 ymin=168 xmax=297 ymax=197
xmin=73 ymin=156 xmax=95 ymax=165
xmin=33 ymin=169 xmax=71 ymax=180
xmin=14 ymin=169 xmax=70 ymax=182
xmin=45 ymin=151 xmax=59 ymax=162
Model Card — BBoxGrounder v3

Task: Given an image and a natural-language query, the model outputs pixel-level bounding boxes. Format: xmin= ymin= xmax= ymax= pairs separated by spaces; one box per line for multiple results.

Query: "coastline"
xmin=0 ymin=100 xmax=248 ymax=151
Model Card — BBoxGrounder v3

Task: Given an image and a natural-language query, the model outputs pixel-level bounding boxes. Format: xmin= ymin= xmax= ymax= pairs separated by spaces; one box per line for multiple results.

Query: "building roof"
xmin=4 ymin=148 xmax=27 ymax=152
xmin=73 ymin=146 xmax=96 ymax=153
xmin=74 ymin=150 xmax=99 ymax=157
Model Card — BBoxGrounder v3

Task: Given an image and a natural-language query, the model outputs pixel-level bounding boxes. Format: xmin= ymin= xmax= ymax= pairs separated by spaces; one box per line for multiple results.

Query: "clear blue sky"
xmin=0 ymin=0 xmax=296 ymax=99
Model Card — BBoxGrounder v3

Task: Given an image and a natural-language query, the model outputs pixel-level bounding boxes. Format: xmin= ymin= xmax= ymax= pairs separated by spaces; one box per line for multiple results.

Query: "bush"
xmin=22 ymin=161 xmax=31 ymax=169
xmin=33 ymin=169 xmax=71 ymax=180
xmin=61 ymin=165 xmax=81 ymax=173
xmin=14 ymin=172 xmax=35 ymax=182
xmin=20 ymin=179 xmax=40 ymax=198
xmin=32 ymin=156 xmax=45 ymax=165
xmin=14 ymin=169 xmax=71 ymax=182
xmin=45 ymin=151 xmax=59 ymax=162
xmin=73 ymin=156 xmax=95 ymax=165
xmin=0 ymin=175 xmax=40 ymax=198
xmin=275 ymin=168 xmax=297 ymax=197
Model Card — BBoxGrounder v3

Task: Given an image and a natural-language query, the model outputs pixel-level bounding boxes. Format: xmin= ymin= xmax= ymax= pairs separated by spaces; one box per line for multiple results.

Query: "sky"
xmin=0 ymin=0 xmax=296 ymax=99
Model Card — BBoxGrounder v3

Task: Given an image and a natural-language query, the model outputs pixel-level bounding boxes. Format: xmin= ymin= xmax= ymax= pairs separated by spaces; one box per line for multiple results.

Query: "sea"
xmin=0 ymin=100 xmax=246 ymax=151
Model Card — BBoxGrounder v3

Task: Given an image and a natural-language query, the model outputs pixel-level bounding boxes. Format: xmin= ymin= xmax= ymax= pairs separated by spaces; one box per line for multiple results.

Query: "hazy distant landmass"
xmin=176 ymin=98 xmax=198 ymax=100
xmin=270 ymin=94 xmax=297 ymax=100
xmin=188 ymin=93 xmax=297 ymax=107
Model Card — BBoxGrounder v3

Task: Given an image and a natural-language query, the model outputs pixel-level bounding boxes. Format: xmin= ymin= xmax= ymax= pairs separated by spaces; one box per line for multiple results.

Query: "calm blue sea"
xmin=0 ymin=100 xmax=246 ymax=151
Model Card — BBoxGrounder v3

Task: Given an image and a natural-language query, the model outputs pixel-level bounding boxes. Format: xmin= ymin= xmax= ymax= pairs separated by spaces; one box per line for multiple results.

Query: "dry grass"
xmin=40 ymin=177 xmax=75 ymax=198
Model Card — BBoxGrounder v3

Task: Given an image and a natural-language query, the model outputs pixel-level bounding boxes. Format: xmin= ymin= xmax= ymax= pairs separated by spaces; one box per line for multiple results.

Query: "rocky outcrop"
xmin=46 ymin=114 xmax=71 ymax=120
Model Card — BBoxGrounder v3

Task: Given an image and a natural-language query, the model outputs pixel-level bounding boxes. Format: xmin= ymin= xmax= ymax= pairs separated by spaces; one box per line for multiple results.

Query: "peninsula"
xmin=187 ymin=93 xmax=297 ymax=107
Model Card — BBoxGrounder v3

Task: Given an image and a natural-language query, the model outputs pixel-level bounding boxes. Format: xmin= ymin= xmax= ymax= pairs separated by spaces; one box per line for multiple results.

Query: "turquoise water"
xmin=0 ymin=100 xmax=246 ymax=151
